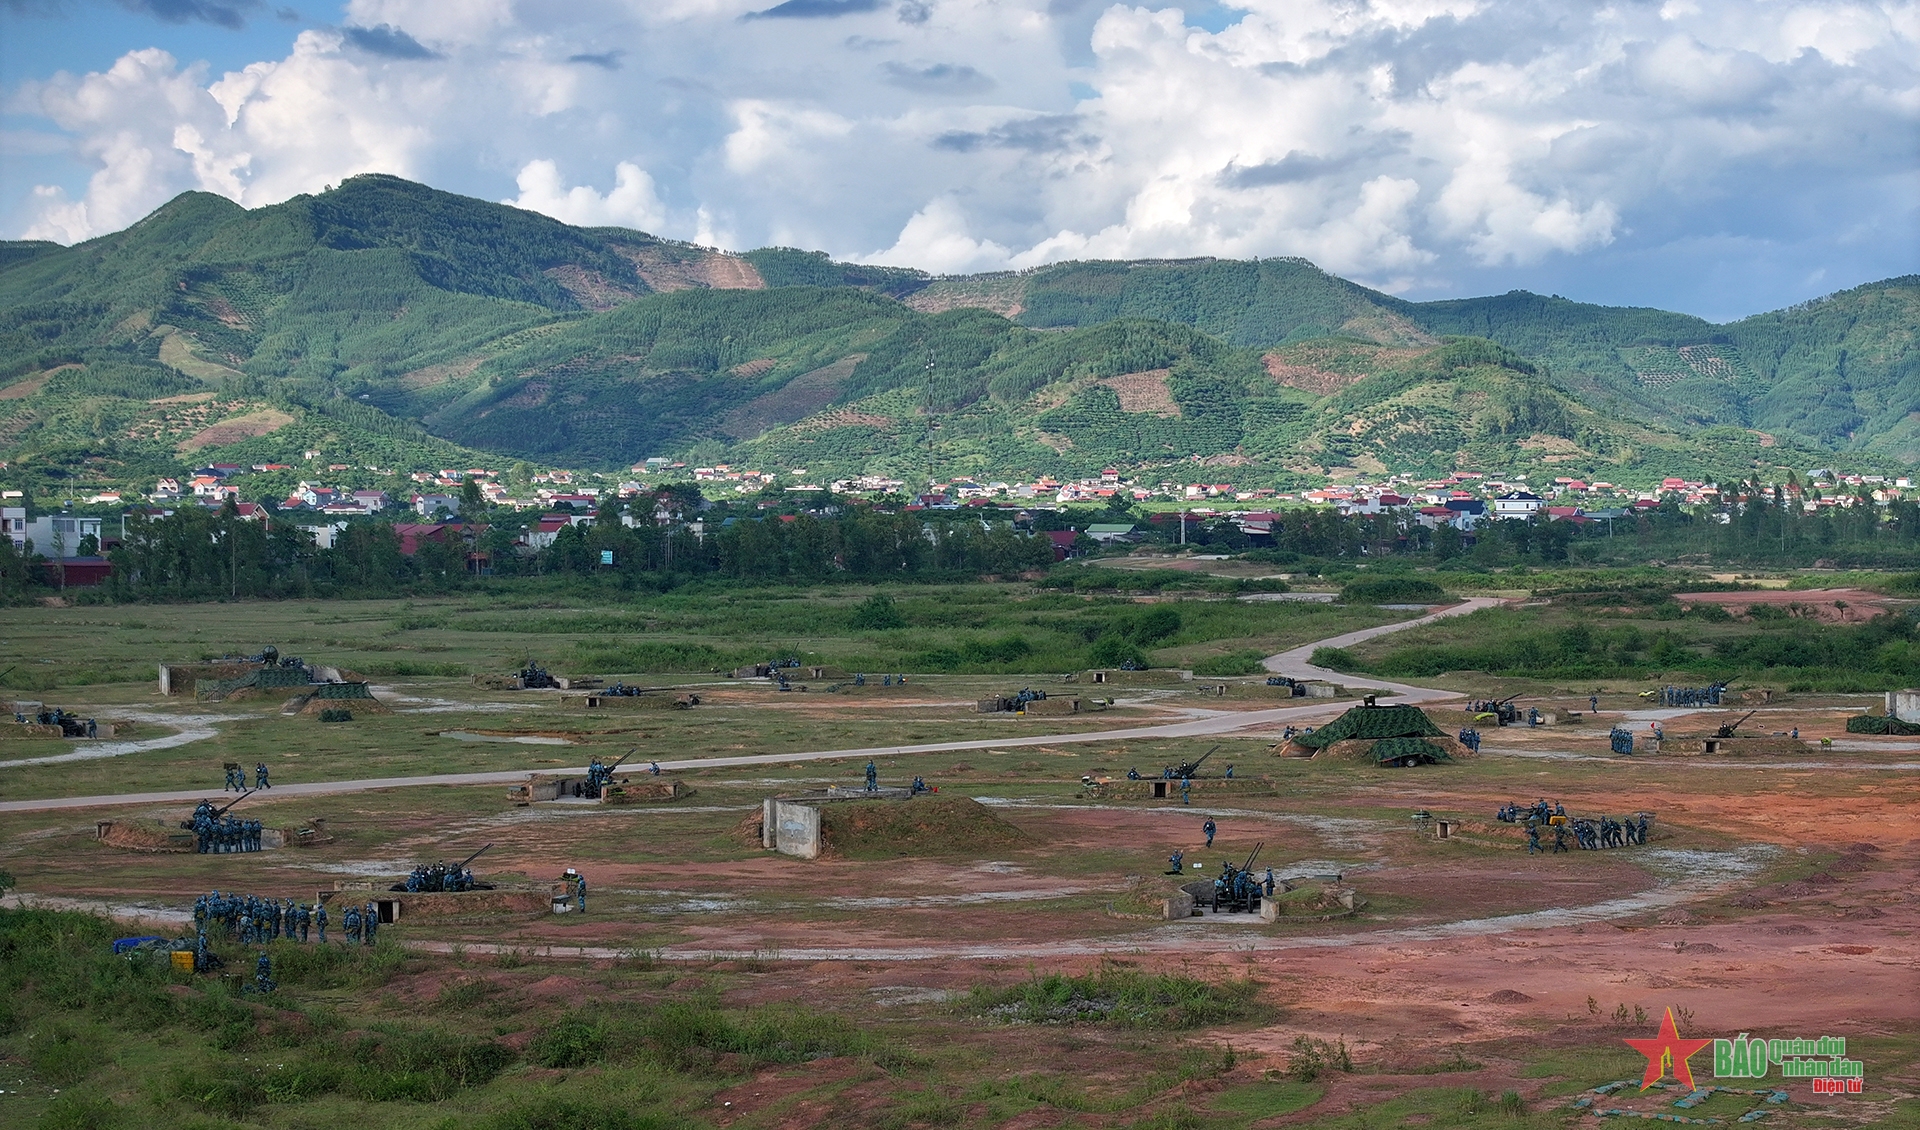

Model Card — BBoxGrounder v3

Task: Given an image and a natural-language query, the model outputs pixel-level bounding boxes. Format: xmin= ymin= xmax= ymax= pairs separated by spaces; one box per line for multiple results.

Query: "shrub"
xmin=529 ymin=1012 xmax=607 ymax=1068
xmin=968 ymin=970 xmax=1258 ymax=1029
xmin=1192 ymin=650 xmax=1268 ymax=677
xmin=1339 ymin=577 xmax=1447 ymax=604
xmin=849 ymin=592 xmax=907 ymax=630
xmin=1089 ymin=636 xmax=1150 ymax=668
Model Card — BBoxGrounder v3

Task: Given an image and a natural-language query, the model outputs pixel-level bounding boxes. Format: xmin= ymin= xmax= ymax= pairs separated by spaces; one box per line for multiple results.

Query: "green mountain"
xmin=0 ymin=174 xmax=1912 ymax=498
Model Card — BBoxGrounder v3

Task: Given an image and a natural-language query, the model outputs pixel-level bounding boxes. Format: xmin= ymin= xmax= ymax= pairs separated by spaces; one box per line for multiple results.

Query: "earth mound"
xmin=821 ymin=795 xmax=1027 ymax=859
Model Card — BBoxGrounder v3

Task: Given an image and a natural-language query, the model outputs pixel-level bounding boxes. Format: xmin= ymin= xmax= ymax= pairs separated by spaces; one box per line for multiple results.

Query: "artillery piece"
xmin=519 ymin=660 xmax=560 ymax=689
xmin=394 ymin=843 xmax=495 ymax=892
xmin=583 ymin=748 xmax=635 ymax=799
xmin=1210 ymin=841 xmax=1266 ymax=913
xmin=180 ymin=789 xmax=252 ymax=831
xmin=1713 ymin=710 xmax=1758 ymax=739
xmin=1468 ymin=694 xmax=1523 ymax=726
xmin=1170 ymin=744 xmax=1221 ymax=780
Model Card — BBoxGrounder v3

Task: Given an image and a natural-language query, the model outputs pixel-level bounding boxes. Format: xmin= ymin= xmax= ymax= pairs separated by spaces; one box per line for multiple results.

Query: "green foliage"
xmin=848 ymin=591 xmax=907 ymax=629
xmin=484 ymin=1099 xmax=685 ymax=1130
xmin=1286 ymin=1034 xmax=1354 ymax=1082
xmin=967 ymin=969 xmax=1259 ymax=1029
xmin=1340 ymin=577 xmax=1447 ymax=604
xmin=1192 ymin=649 xmax=1269 ymax=676
xmin=1 ymin=176 xmax=1909 ymax=490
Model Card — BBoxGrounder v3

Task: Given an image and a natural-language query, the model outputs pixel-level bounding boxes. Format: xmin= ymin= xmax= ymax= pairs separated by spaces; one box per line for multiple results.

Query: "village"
xmin=4 ymin=455 xmax=1916 ymax=585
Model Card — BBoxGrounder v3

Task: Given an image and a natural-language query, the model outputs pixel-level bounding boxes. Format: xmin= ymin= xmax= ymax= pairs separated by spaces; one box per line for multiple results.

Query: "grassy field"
xmin=3 ymin=578 xmax=1916 ymax=1129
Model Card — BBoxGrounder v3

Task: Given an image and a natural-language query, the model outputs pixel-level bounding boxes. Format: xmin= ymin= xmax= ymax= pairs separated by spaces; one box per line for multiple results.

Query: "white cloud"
xmin=505 ymin=159 xmax=669 ymax=230
xmin=863 ymin=196 xmax=1011 ymax=273
xmin=6 ymin=0 xmax=1914 ymax=314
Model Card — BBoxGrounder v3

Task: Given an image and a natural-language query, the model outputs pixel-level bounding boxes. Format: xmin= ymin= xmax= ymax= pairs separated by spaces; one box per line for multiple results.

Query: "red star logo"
xmin=1623 ymin=1007 xmax=1713 ymax=1090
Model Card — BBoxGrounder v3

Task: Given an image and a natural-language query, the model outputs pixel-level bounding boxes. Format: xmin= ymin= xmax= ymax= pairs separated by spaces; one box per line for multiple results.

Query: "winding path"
xmin=0 ymin=598 xmax=1497 ymax=815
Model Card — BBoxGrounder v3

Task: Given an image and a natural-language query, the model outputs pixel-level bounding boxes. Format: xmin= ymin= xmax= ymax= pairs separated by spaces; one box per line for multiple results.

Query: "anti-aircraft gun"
xmin=584 ymin=748 xmax=635 ymax=799
xmin=393 ymin=843 xmax=495 ymax=892
xmin=1211 ymin=841 xmax=1266 ymax=913
xmin=519 ymin=660 xmax=560 ymax=689
xmin=1171 ymin=744 xmax=1220 ymax=780
xmin=1713 ymin=710 xmax=1758 ymax=739
xmin=1472 ymin=694 xmax=1523 ymax=726
xmin=180 ymin=789 xmax=252 ymax=830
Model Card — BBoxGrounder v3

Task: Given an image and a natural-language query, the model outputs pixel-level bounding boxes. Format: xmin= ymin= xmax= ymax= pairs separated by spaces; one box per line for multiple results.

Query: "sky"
xmin=0 ymin=0 xmax=1915 ymax=323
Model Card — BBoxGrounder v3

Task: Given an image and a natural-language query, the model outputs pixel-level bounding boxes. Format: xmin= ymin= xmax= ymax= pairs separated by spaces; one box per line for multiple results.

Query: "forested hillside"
xmin=0 ymin=174 xmax=1911 ymax=497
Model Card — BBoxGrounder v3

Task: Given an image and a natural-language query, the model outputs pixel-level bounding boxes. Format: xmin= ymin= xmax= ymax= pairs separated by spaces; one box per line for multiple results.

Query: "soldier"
xmin=864 ymin=760 xmax=878 ymax=792
xmin=314 ymin=901 xmax=328 ymax=944
xmin=296 ymin=901 xmax=310 ymax=943
xmin=1526 ymin=821 xmax=1542 ymax=854
xmin=1553 ymin=822 xmax=1569 ymax=853
xmin=1181 ymin=778 xmax=1190 ymax=805
xmin=575 ymin=874 xmax=587 ymax=914
xmin=254 ymin=952 xmax=275 ymax=994
xmin=1126 ymin=767 xmax=1140 ymax=780
xmin=343 ymin=904 xmax=360 ymax=945
xmin=649 ymin=761 xmax=660 ymax=776
xmin=1166 ymin=850 xmax=1184 ymax=875
xmin=256 ymin=762 xmax=270 ymax=789
xmin=238 ymin=912 xmax=254 ymax=945
xmin=1202 ymin=817 xmax=1216 ymax=848
xmin=193 ymin=894 xmax=208 ymax=931
xmin=1223 ymin=764 xmax=1235 ymax=779
xmin=1637 ymin=813 xmax=1650 ymax=844
xmin=363 ymin=902 xmax=378 ymax=945
xmin=1590 ymin=694 xmax=1599 ymax=713
xmin=1264 ymin=868 xmax=1276 ymax=897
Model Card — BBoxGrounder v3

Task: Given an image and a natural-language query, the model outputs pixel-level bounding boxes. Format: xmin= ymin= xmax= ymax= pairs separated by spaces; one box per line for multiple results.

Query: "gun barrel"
xmin=606 ymin=747 xmax=636 ymax=770
xmin=454 ymin=842 xmax=493 ymax=871
xmin=212 ymin=789 xmax=254 ymax=816
xmin=1239 ymin=840 xmax=1265 ymax=874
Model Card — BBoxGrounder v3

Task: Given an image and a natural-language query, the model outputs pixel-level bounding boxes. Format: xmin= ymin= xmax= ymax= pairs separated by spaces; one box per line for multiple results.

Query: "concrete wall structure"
xmin=1888 ymin=690 xmax=1920 ymax=723
xmin=764 ymin=798 xmax=824 ymax=859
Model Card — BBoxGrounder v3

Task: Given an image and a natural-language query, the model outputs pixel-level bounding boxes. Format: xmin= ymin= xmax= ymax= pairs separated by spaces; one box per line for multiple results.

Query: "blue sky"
xmin=2 ymin=0 xmax=1914 ymax=322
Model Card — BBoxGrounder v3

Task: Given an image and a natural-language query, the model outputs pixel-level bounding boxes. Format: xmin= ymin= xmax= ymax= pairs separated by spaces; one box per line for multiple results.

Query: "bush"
xmin=848 ymin=592 xmax=907 ymax=630
xmin=1339 ymin=577 xmax=1447 ymax=604
xmin=529 ymin=1012 xmax=607 ymax=1067
xmin=486 ymin=1099 xmax=683 ymax=1130
xmin=1089 ymin=636 xmax=1150 ymax=669
xmin=968 ymin=970 xmax=1258 ymax=1029
xmin=35 ymin=1091 xmax=124 ymax=1130
xmin=1192 ymin=650 xmax=1268 ymax=677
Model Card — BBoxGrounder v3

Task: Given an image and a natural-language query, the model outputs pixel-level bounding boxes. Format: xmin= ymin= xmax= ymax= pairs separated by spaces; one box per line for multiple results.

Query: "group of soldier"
xmin=404 ymin=863 xmax=477 ymax=893
xmin=187 ymin=800 xmax=266 ymax=853
xmin=224 ymin=763 xmax=270 ymax=790
xmin=1497 ymin=798 xmax=1651 ymax=854
xmin=12 ymin=707 xmax=97 ymax=736
xmin=194 ymin=889 xmax=384 ymax=947
xmin=1455 ymin=728 xmax=1483 ymax=752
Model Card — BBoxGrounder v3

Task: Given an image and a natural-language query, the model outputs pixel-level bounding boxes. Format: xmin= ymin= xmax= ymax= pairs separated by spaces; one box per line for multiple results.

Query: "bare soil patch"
xmin=178 ymin=407 xmax=294 ymax=451
xmin=0 ymin=367 xmax=68 ymax=400
xmin=724 ymin=355 xmax=866 ymax=440
xmin=543 ymin=264 xmax=643 ymax=311
xmin=1101 ymin=369 xmax=1181 ymax=416
xmin=1674 ymin=588 xmax=1897 ymax=621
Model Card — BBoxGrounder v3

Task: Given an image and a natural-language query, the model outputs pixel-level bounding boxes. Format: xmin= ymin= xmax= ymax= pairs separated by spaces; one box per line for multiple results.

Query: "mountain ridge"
xmin=0 ymin=174 xmax=1913 ymax=496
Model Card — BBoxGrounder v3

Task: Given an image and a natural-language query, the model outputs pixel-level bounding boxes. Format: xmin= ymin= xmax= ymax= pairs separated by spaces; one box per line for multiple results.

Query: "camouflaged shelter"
xmin=1279 ymin=704 xmax=1463 ymax=765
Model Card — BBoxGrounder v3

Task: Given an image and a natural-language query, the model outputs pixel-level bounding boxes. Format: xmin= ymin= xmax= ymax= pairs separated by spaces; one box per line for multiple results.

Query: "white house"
xmin=1492 ymin=491 xmax=1545 ymax=519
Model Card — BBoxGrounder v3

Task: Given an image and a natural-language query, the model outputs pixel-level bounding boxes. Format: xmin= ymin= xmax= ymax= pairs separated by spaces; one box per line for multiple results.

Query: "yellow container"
xmin=170 ymin=950 xmax=196 ymax=973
